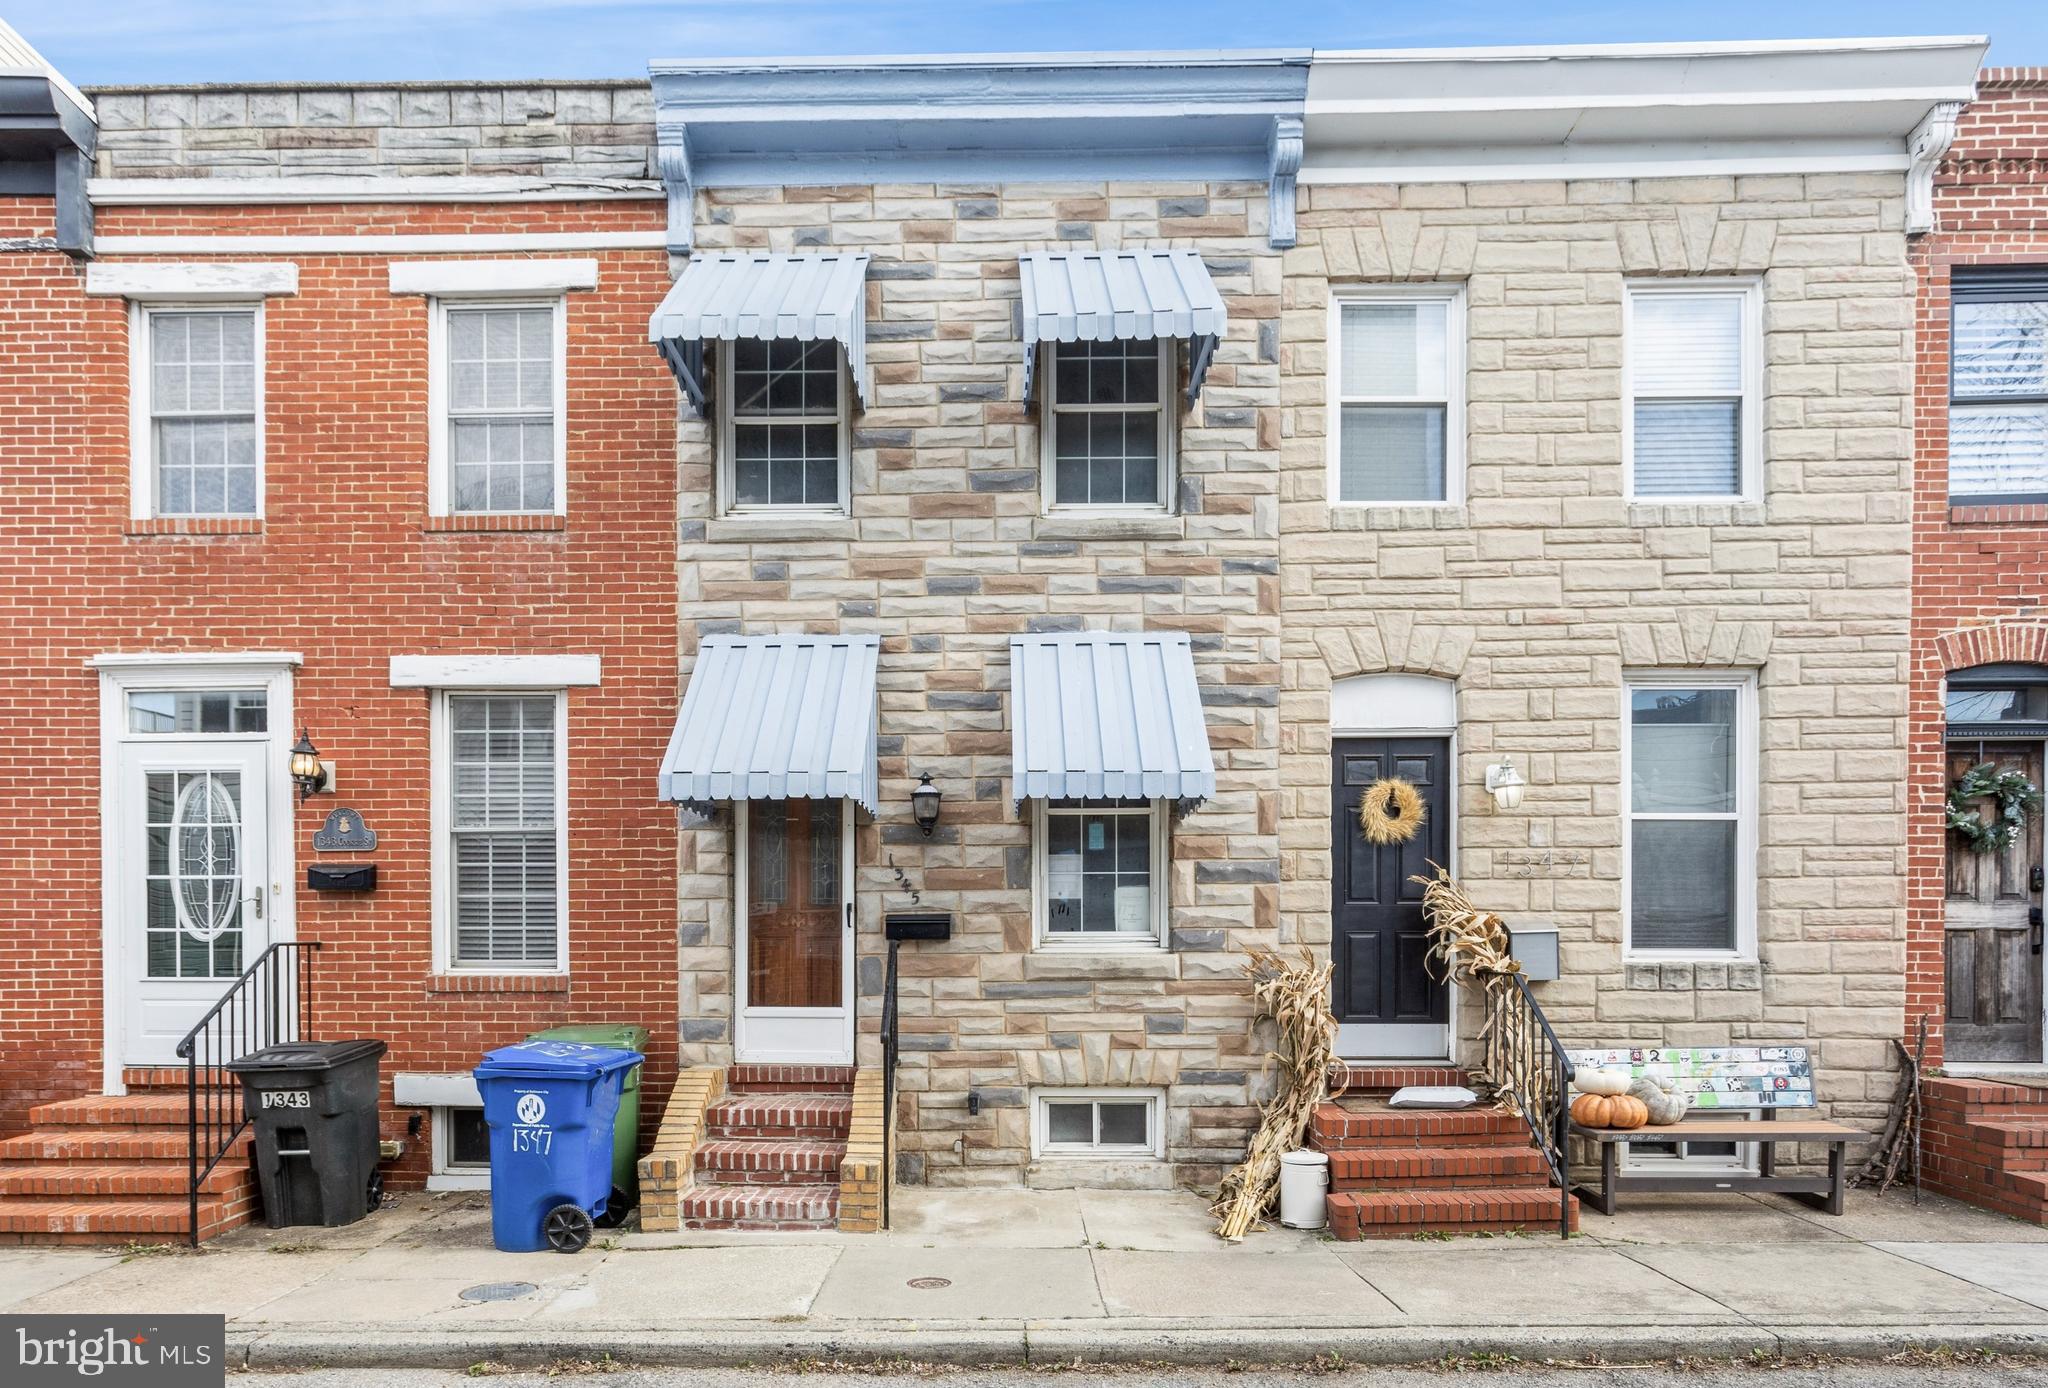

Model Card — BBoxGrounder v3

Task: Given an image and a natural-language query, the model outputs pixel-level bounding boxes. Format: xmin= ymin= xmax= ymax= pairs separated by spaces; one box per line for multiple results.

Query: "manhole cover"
xmin=906 ymin=1277 xmax=952 ymax=1290
xmin=459 ymin=1282 xmax=537 ymax=1303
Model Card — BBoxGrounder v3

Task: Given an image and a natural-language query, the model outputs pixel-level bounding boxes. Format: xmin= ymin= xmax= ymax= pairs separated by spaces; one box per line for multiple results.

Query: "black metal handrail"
xmin=175 ymin=940 xmax=320 ymax=1245
xmin=1482 ymin=970 xmax=1576 ymax=1238
xmin=879 ymin=938 xmax=901 ymax=1230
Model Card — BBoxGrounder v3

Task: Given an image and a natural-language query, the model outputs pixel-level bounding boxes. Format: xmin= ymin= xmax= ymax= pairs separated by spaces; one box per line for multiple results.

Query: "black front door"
xmin=1332 ymin=738 xmax=1450 ymax=1053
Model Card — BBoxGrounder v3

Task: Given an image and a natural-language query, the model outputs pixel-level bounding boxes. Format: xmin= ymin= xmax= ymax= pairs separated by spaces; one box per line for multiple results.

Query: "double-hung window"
xmin=1042 ymin=338 xmax=1174 ymax=510
xmin=436 ymin=691 xmax=566 ymax=971
xmin=1035 ymin=798 xmax=1167 ymax=949
xmin=433 ymin=301 xmax=565 ymax=516
xmin=1625 ymin=673 xmax=1755 ymax=958
xmin=1330 ymin=289 xmax=1462 ymax=504
xmin=1625 ymin=281 xmax=1761 ymax=499
xmin=1950 ymin=274 xmax=2048 ymax=502
xmin=144 ymin=307 xmax=261 ymax=518
xmin=720 ymin=338 xmax=848 ymax=512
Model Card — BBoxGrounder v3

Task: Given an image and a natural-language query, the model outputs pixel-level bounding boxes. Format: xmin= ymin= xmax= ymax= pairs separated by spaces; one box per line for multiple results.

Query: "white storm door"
xmin=735 ymin=799 xmax=855 ymax=1064
xmin=115 ymin=741 xmax=273 ymax=1064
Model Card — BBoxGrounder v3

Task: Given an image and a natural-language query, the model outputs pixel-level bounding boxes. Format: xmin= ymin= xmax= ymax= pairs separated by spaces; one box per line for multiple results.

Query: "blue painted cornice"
xmin=649 ymin=50 xmax=1311 ymax=253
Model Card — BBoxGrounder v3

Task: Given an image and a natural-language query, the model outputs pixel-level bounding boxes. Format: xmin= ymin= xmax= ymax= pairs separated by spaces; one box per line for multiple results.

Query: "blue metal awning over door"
xmin=1017 ymin=249 xmax=1228 ymax=407
xmin=658 ymin=634 xmax=880 ymax=814
xmin=1009 ymin=629 xmax=1216 ymax=810
xmin=648 ymin=252 xmax=871 ymax=417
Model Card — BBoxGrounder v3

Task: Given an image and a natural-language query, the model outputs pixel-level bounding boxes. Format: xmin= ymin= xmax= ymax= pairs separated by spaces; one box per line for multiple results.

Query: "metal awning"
xmin=658 ymin=633 xmax=880 ymax=814
xmin=1017 ymin=249 xmax=1227 ymax=407
xmin=1009 ymin=629 xmax=1216 ymax=810
xmin=648 ymin=252 xmax=871 ymax=417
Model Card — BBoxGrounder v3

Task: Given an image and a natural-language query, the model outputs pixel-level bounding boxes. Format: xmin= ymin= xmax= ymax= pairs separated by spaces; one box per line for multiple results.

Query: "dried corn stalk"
xmin=1415 ymin=863 xmax=1533 ymax=1117
xmin=1211 ymin=945 xmax=1343 ymax=1242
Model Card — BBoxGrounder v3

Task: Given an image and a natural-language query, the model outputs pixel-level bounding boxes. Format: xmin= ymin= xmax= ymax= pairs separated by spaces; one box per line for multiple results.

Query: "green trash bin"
xmin=526 ymin=1024 xmax=650 ymax=1222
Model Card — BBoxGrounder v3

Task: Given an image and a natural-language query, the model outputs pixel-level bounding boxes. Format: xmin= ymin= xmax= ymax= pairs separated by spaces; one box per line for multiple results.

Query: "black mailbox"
xmin=884 ymin=911 xmax=952 ymax=942
xmin=308 ymin=864 xmax=377 ymax=893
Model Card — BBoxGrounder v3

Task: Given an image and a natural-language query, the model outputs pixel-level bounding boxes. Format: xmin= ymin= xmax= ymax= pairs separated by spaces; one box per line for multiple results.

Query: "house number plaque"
xmin=313 ymin=807 xmax=379 ymax=852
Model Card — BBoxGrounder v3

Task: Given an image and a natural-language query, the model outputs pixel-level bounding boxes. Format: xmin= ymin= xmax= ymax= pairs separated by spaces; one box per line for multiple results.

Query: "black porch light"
xmin=911 ymin=772 xmax=943 ymax=837
xmin=289 ymin=728 xmax=330 ymax=802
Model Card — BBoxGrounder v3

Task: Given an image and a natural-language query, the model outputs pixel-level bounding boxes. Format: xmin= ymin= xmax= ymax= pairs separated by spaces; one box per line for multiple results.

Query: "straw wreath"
xmin=1358 ymin=776 xmax=1425 ymax=845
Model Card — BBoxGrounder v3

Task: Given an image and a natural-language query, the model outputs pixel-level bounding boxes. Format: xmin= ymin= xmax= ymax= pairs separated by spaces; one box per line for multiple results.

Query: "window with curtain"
xmin=1044 ymin=338 xmax=1170 ymax=509
xmin=1950 ymin=279 xmax=2048 ymax=500
xmin=724 ymin=337 xmax=845 ymax=509
xmin=1038 ymin=798 xmax=1163 ymax=946
xmin=149 ymin=308 xmax=259 ymax=517
xmin=1333 ymin=294 xmax=1456 ymax=502
xmin=1627 ymin=680 xmax=1750 ymax=954
xmin=446 ymin=693 xmax=561 ymax=968
xmin=1627 ymin=285 xmax=1753 ymax=498
xmin=444 ymin=303 xmax=559 ymax=514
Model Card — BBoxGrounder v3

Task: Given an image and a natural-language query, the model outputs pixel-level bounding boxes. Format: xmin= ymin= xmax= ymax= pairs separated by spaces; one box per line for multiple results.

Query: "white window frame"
xmin=1619 ymin=1111 xmax=1762 ymax=1178
xmin=1038 ymin=338 xmax=1177 ymax=515
xmin=428 ymin=687 xmax=570 ymax=975
xmin=1621 ymin=670 xmax=1758 ymax=962
xmin=716 ymin=341 xmax=851 ymax=517
xmin=1325 ymin=285 xmax=1466 ymax=507
xmin=1030 ymin=798 xmax=1170 ymax=952
xmin=429 ymin=1105 xmax=492 ymax=1191
xmin=128 ymin=300 xmax=266 ymax=522
xmin=1031 ymin=1087 xmax=1166 ymax=1159
xmin=426 ymin=296 xmax=570 ymax=518
xmin=1622 ymin=278 xmax=1764 ymax=502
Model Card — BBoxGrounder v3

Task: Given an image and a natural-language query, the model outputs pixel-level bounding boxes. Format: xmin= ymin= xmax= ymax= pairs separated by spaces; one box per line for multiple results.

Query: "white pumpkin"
xmin=1628 ymin=1074 xmax=1690 ymax=1126
xmin=1573 ymin=1068 xmax=1631 ymax=1097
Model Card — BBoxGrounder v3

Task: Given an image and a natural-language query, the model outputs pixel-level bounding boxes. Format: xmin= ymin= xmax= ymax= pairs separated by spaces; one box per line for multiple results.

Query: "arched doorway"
xmin=1944 ymin=663 xmax=2048 ymax=1064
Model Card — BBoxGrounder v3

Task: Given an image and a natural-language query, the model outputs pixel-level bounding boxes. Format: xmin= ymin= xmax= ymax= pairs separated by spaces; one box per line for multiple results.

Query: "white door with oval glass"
xmin=113 ymin=689 xmax=276 ymax=1065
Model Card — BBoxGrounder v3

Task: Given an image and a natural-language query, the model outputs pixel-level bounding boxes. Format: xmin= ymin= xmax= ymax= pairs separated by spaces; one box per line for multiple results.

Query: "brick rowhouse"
xmin=0 ymin=161 xmax=680 ymax=1188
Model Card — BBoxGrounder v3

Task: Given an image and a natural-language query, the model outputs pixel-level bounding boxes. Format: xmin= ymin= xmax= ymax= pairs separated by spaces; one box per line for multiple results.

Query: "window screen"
xmin=448 ymin=694 xmax=560 ymax=967
xmin=1629 ymin=683 xmax=1745 ymax=953
xmin=1628 ymin=289 xmax=1748 ymax=497
xmin=1335 ymin=298 xmax=1452 ymax=502
xmin=1950 ymin=293 xmax=2048 ymax=499
xmin=150 ymin=310 xmax=258 ymax=517
xmin=447 ymin=305 xmax=556 ymax=513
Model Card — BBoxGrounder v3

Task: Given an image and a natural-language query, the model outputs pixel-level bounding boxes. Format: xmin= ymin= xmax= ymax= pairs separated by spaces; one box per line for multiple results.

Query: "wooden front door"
xmin=1332 ymin=737 xmax=1451 ymax=1059
xmin=737 ymin=798 xmax=854 ymax=1064
xmin=1945 ymin=743 xmax=2047 ymax=1063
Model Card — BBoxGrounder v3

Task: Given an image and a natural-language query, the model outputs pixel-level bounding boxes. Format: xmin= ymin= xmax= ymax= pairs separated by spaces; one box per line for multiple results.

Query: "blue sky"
xmin=13 ymin=1 xmax=2040 ymax=86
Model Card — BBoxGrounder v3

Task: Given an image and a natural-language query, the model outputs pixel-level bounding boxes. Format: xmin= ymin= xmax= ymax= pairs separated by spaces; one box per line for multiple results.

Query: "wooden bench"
xmin=1565 ymin=1046 xmax=1869 ymax=1217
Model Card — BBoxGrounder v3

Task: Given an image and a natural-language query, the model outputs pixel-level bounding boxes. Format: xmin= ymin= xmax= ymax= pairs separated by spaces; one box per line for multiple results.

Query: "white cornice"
xmin=88 ymin=176 xmax=662 ymax=206
xmin=92 ymin=231 xmax=664 ymax=255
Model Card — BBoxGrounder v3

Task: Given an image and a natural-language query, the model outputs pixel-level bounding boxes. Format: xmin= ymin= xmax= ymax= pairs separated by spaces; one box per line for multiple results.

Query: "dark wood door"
xmin=1332 ymin=738 xmax=1450 ymax=1033
xmin=1945 ymin=743 xmax=2046 ymax=1063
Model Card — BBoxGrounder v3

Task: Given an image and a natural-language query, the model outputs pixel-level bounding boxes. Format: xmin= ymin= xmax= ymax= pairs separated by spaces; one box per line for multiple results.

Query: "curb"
xmin=230 ymin=1321 xmax=2048 ymax=1370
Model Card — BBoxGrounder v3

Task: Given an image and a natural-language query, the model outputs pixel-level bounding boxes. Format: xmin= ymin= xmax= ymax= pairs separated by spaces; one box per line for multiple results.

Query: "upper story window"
xmin=1329 ymin=288 xmax=1463 ymax=504
xmin=432 ymin=301 xmax=565 ymax=516
xmin=1625 ymin=281 xmax=1761 ymax=500
xmin=1624 ymin=673 xmax=1756 ymax=959
xmin=719 ymin=338 xmax=849 ymax=513
xmin=143 ymin=307 xmax=261 ymax=519
xmin=1950 ymin=274 xmax=2048 ymax=503
xmin=1041 ymin=338 xmax=1174 ymax=511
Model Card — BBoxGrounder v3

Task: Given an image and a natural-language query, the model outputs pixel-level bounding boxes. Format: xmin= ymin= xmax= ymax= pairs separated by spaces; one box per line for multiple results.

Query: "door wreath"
xmin=1359 ymin=777 xmax=1425 ymax=845
xmin=1946 ymin=761 xmax=2043 ymax=856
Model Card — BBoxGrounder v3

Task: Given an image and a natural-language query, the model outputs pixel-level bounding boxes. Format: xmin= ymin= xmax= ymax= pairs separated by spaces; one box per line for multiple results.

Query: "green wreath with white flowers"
xmin=1946 ymin=762 xmax=2044 ymax=855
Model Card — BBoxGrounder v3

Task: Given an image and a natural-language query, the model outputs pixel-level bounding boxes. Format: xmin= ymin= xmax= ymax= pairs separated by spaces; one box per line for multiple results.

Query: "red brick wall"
xmin=0 ymin=196 xmax=680 ymax=1186
xmin=1908 ymin=73 xmax=2048 ymax=1066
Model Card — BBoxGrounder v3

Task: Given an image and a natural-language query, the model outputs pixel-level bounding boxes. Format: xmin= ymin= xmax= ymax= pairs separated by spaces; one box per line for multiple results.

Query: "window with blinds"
xmin=446 ymin=693 xmax=562 ymax=969
xmin=1626 ymin=676 xmax=1754 ymax=957
xmin=1626 ymin=284 xmax=1755 ymax=499
xmin=149 ymin=308 xmax=259 ymax=518
xmin=442 ymin=302 xmax=561 ymax=514
xmin=1950 ymin=276 xmax=2048 ymax=501
xmin=1332 ymin=292 xmax=1460 ymax=503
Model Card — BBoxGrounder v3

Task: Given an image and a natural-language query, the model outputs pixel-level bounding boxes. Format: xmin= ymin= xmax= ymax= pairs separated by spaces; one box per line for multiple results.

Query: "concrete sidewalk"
xmin=4 ymin=1186 xmax=2048 ymax=1368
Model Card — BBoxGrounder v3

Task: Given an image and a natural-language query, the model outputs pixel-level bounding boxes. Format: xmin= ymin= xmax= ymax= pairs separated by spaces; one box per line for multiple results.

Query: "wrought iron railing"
xmin=175 ymin=941 xmax=320 ymax=1245
xmin=879 ymin=937 xmax=901 ymax=1230
xmin=1480 ymin=970 xmax=1575 ymax=1238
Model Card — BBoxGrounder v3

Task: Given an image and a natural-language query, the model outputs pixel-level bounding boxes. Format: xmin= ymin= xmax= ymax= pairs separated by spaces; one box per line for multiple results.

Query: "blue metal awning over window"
xmin=1017 ymin=250 xmax=1227 ymax=407
xmin=649 ymin=252 xmax=871 ymax=417
xmin=1009 ymin=629 xmax=1216 ymax=811
xmin=658 ymin=634 xmax=880 ymax=814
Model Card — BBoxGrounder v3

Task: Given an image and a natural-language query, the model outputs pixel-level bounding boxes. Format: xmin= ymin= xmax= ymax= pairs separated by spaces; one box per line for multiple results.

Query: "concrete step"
xmin=0 ymin=1192 xmax=258 ymax=1246
xmin=1327 ymin=1187 xmax=1579 ymax=1240
xmin=704 ymin=1095 xmax=853 ymax=1141
xmin=0 ymin=1163 xmax=251 ymax=1198
xmin=1311 ymin=1099 xmax=1532 ymax=1150
xmin=0 ymin=1128 xmax=252 ymax=1163
xmin=1328 ymin=1144 xmax=1552 ymax=1190
xmin=694 ymin=1138 xmax=846 ymax=1186
xmin=1331 ymin=1064 xmax=1470 ymax=1096
xmin=725 ymin=1065 xmax=856 ymax=1095
xmin=26 ymin=1095 xmax=201 ymax=1129
xmin=678 ymin=1182 xmax=839 ymax=1231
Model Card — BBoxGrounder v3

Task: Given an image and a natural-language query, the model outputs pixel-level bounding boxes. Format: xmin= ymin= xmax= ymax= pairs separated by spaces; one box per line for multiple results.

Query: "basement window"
xmin=1618 ymin=1112 xmax=1760 ymax=1177
xmin=430 ymin=1106 xmax=491 ymax=1190
xmin=1031 ymin=1087 xmax=1164 ymax=1159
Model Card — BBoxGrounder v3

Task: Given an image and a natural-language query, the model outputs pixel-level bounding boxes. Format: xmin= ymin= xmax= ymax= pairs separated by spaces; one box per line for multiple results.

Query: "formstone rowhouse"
xmin=1 ymin=22 xmax=2042 ymax=1243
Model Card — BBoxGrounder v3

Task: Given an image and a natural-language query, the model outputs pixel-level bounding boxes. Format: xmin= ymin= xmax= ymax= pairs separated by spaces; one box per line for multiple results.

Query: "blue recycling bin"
xmin=473 ymin=1040 xmax=643 ymax=1253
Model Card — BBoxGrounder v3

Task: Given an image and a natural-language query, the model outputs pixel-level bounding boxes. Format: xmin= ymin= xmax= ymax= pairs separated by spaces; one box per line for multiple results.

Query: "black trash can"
xmin=228 ymin=1039 xmax=388 ymax=1229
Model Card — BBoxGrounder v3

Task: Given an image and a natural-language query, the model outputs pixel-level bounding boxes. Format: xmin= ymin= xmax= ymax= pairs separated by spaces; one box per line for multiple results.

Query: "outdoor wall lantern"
xmin=1484 ymin=757 xmax=1526 ymax=811
xmin=911 ymin=773 xmax=943 ymax=837
xmin=289 ymin=729 xmax=331 ymax=802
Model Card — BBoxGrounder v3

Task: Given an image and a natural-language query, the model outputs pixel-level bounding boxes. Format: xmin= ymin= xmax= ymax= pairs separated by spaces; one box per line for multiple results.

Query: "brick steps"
xmin=1332 ymin=1064 xmax=1469 ymax=1095
xmin=678 ymin=1182 xmax=839 ymax=1230
xmin=1328 ymin=1188 xmax=1580 ymax=1239
xmin=0 ymin=1129 xmax=250 ymax=1163
xmin=725 ymin=1065 xmax=858 ymax=1094
xmin=1328 ymin=1144 xmax=1551 ymax=1187
xmin=28 ymin=1094 xmax=197 ymax=1128
xmin=680 ymin=1070 xmax=856 ymax=1231
xmin=0 ymin=1163 xmax=252 ymax=1198
xmin=0 ymin=1193 xmax=256 ymax=1246
xmin=1312 ymin=1099 xmax=1531 ymax=1148
xmin=695 ymin=1138 xmax=846 ymax=1185
xmin=1921 ymin=1077 xmax=2048 ymax=1227
xmin=704 ymin=1095 xmax=855 ymax=1142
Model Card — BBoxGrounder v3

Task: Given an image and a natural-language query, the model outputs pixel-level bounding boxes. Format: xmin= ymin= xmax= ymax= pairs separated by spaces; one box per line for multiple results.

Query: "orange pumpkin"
xmin=1571 ymin=1092 xmax=1651 ymax=1130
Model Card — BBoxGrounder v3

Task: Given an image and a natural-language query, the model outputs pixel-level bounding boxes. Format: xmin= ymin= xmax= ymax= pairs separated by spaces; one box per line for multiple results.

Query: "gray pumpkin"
xmin=1628 ymin=1074 xmax=1689 ymax=1126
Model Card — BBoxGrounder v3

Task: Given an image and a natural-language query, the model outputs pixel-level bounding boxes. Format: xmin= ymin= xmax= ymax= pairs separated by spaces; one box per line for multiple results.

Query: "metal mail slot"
xmin=885 ymin=911 xmax=953 ymax=942
xmin=307 ymin=864 xmax=378 ymax=893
